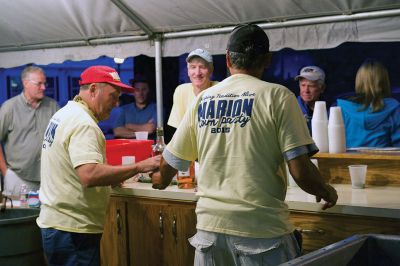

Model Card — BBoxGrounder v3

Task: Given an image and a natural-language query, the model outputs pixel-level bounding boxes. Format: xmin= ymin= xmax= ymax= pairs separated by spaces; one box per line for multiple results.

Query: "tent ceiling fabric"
xmin=0 ymin=0 xmax=400 ymax=67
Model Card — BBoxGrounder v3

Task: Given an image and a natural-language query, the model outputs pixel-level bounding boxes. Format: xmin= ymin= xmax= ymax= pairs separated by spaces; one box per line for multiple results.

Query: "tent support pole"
xmin=155 ymin=38 xmax=164 ymax=128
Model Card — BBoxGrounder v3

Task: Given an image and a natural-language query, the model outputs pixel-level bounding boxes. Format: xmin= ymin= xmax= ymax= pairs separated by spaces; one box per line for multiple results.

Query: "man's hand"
xmin=150 ymin=171 xmax=167 ymax=190
xmin=136 ymin=155 xmax=161 ymax=173
xmin=316 ymin=184 xmax=338 ymax=210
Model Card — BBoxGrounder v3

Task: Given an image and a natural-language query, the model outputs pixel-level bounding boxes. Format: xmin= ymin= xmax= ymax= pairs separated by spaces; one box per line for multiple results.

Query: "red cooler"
xmin=106 ymin=139 xmax=153 ymax=165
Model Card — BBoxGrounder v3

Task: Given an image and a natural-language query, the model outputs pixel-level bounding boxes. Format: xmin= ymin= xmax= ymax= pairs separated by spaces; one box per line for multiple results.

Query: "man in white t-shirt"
xmin=37 ymin=66 xmax=161 ymax=265
xmin=167 ymin=48 xmax=218 ymax=129
xmin=151 ymin=24 xmax=337 ymax=265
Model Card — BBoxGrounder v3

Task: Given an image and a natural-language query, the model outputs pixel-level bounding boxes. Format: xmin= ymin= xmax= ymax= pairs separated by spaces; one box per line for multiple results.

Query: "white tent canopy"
xmin=1 ymin=0 xmax=400 ymax=68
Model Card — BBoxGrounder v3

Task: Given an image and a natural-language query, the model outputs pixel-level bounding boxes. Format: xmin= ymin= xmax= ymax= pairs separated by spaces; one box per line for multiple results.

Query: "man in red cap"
xmin=37 ymin=65 xmax=161 ymax=265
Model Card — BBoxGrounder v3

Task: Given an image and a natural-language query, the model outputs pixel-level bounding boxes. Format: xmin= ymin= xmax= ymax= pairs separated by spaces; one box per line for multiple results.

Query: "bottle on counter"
xmin=152 ymin=127 xmax=166 ymax=156
xmin=27 ymin=190 xmax=41 ymax=208
xmin=177 ymin=161 xmax=195 ymax=189
xmin=19 ymin=183 xmax=28 ymax=208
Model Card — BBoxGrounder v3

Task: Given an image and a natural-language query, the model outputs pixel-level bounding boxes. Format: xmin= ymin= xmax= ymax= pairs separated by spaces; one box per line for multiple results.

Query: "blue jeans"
xmin=41 ymin=228 xmax=102 ymax=266
xmin=189 ymin=230 xmax=301 ymax=266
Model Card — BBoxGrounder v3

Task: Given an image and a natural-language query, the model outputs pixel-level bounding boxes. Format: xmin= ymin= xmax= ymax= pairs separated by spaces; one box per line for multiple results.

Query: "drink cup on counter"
xmin=348 ymin=165 xmax=367 ymax=189
xmin=135 ymin=131 xmax=148 ymax=140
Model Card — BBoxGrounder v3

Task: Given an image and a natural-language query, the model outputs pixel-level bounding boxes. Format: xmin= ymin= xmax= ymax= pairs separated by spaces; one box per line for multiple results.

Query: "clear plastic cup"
xmin=348 ymin=165 xmax=367 ymax=189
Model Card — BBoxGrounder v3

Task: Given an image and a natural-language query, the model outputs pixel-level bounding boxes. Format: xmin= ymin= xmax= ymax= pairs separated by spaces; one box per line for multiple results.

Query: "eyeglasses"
xmin=29 ymin=80 xmax=48 ymax=87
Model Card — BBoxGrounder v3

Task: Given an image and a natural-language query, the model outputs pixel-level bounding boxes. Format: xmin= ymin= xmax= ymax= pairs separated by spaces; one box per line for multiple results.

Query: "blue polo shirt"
xmin=114 ymin=102 xmax=157 ymax=128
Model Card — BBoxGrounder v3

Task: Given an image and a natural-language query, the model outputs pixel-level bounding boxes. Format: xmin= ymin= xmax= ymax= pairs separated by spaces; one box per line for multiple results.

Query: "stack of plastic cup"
xmin=328 ymin=106 xmax=346 ymax=153
xmin=311 ymin=101 xmax=329 ymax=153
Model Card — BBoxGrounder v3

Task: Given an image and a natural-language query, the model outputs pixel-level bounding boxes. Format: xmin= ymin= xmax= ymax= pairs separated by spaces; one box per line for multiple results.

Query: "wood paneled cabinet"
xmin=101 ymin=196 xmax=129 ymax=266
xmin=290 ymin=210 xmax=400 ymax=253
xmin=101 ymin=195 xmax=197 ymax=266
xmin=101 ymin=195 xmax=400 ymax=263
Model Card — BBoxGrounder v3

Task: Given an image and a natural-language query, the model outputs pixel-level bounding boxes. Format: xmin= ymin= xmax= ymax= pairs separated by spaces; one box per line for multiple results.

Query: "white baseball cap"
xmin=186 ymin=49 xmax=213 ymax=63
xmin=295 ymin=66 xmax=325 ymax=82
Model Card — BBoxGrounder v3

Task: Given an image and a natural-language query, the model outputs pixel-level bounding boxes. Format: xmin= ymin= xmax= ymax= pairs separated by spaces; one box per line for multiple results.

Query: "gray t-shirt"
xmin=0 ymin=93 xmax=59 ymax=181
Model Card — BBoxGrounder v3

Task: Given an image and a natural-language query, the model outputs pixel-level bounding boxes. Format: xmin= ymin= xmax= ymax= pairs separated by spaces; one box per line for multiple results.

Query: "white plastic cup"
xmin=135 ymin=131 xmax=148 ymax=140
xmin=328 ymin=106 xmax=346 ymax=153
xmin=311 ymin=119 xmax=329 ymax=153
xmin=312 ymin=101 xmax=328 ymax=121
xmin=311 ymin=101 xmax=329 ymax=153
xmin=328 ymin=107 xmax=344 ymax=126
xmin=348 ymin=165 xmax=367 ymax=189
xmin=122 ymin=156 xmax=135 ymax=165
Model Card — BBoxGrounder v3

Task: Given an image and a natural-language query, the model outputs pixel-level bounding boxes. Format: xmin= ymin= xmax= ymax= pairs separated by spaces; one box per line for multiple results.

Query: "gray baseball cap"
xmin=295 ymin=66 xmax=325 ymax=82
xmin=186 ymin=48 xmax=213 ymax=63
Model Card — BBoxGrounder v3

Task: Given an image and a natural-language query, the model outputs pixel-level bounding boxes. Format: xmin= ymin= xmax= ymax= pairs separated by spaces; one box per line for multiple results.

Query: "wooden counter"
xmin=312 ymin=152 xmax=400 ymax=186
xmin=101 ymin=183 xmax=400 ymax=263
xmin=114 ymin=182 xmax=400 ymax=219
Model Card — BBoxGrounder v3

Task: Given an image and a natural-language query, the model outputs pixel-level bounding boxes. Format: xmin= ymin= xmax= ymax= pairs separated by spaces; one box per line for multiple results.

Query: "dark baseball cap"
xmin=227 ymin=24 xmax=269 ymax=54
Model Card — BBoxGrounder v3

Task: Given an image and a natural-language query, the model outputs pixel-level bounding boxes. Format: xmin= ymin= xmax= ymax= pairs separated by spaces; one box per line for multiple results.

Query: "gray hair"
xmin=298 ymin=78 xmax=325 ymax=87
xmin=21 ymin=66 xmax=45 ymax=81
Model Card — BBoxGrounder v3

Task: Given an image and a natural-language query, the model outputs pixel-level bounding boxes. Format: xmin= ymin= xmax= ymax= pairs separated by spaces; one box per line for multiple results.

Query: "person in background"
xmin=295 ymin=65 xmax=326 ymax=132
xmin=337 ymin=59 xmax=400 ymax=147
xmin=37 ymin=66 xmax=161 ymax=265
xmin=151 ymin=24 xmax=337 ymax=265
xmin=0 ymin=66 xmax=59 ymax=196
xmin=113 ymin=75 xmax=157 ymax=139
xmin=167 ymin=48 xmax=218 ymax=130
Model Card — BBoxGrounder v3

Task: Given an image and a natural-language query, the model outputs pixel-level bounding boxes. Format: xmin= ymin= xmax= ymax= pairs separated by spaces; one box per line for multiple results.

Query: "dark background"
xmin=1 ymin=41 xmax=399 ymax=142
xmin=135 ymin=42 xmax=400 ymax=141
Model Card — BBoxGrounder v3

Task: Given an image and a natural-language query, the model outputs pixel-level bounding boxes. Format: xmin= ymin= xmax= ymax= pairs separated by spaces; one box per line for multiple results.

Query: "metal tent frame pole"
xmin=155 ymin=38 xmax=164 ymax=128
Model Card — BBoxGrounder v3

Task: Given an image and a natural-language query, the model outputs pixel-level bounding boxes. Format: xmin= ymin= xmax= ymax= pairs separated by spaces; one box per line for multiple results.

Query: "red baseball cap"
xmin=79 ymin=66 xmax=134 ymax=93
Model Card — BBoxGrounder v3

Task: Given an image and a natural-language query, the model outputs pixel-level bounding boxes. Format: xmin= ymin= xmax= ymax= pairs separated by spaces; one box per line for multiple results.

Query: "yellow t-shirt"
xmin=167 ymin=74 xmax=314 ymax=238
xmin=37 ymin=99 xmax=110 ymax=233
xmin=167 ymin=81 xmax=218 ymax=128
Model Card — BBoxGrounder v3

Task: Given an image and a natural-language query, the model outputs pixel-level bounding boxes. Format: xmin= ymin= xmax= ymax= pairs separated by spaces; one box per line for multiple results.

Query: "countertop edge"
xmin=286 ymin=201 xmax=400 ymax=219
xmin=112 ymin=183 xmax=400 ymax=220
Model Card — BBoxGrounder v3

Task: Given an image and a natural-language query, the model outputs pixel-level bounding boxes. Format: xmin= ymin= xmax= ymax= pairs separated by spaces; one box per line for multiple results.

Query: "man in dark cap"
xmin=37 ymin=66 xmax=161 ymax=265
xmin=151 ymin=25 xmax=337 ymax=265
